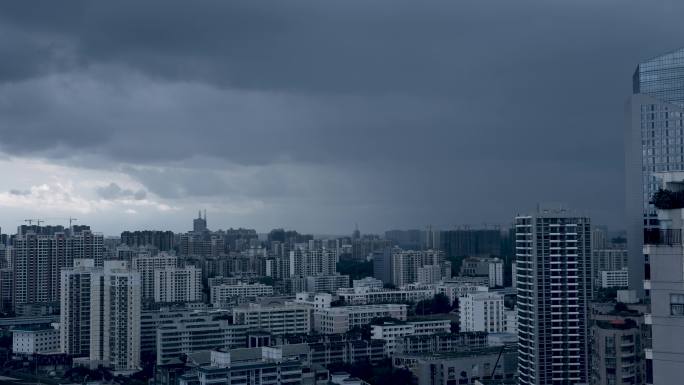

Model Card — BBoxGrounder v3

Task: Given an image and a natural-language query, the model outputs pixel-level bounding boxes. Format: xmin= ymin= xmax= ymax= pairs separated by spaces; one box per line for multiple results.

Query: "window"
xmin=670 ymin=294 xmax=684 ymax=315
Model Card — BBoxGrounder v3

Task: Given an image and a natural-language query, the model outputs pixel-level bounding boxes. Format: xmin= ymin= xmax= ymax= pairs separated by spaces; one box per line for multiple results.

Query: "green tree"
xmin=336 ymin=260 xmax=373 ymax=280
xmin=415 ymin=294 xmax=453 ymax=315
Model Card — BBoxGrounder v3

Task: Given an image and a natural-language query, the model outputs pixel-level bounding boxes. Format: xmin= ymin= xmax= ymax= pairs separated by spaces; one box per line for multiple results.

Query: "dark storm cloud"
xmin=0 ymin=0 xmax=683 ymax=231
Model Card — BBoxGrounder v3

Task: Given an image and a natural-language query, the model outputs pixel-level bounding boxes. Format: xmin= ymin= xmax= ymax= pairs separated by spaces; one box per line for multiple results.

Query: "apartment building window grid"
xmin=516 ymin=211 xmax=591 ymax=385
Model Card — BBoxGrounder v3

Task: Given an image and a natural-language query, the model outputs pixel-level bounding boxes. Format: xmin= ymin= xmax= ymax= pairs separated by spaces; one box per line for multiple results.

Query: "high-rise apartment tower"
xmin=516 ymin=206 xmax=591 ymax=385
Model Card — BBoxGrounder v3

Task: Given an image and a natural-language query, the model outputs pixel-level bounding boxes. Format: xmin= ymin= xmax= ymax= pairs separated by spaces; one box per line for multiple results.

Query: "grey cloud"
xmin=0 ymin=75 xmax=456 ymax=166
xmin=0 ymin=0 xmax=682 ymax=232
xmin=96 ymin=182 xmax=146 ymax=201
xmin=9 ymin=189 xmax=30 ymax=196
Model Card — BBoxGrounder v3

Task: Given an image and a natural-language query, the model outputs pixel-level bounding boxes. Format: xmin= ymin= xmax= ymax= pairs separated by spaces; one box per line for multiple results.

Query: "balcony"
xmin=643 ymin=228 xmax=682 ymax=245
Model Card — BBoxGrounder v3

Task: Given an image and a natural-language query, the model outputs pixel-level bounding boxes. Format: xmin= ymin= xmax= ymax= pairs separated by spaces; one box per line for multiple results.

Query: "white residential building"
xmin=13 ymin=327 xmax=60 ymax=355
xmin=417 ymin=265 xmax=443 ymax=285
xmin=155 ymin=313 xmax=250 ymax=365
xmin=70 ymin=230 xmax=105 ymax=267
xmin=60 ymin=258 xmax=97 ymax=357
xmin=90 ymin=261 xmax=141 ymax=371
xmin=294 ymin=292 xmax=333 ymax=310
xmin=642 ymin=170 xmax=684 ymax=384
xmin=132 ymin=253 xmax=178 ymax=300
xmin=140 ymin=305 xmax=212 ymax=354
xmin=211 ymin=283 xmax=275 ymax=304
xmin=371 ymin=319 xmax=451 ymax=356
xmin=516 ymin=207 xmax=591 ymax=385
xmin=336 ymin=286 xmax=434 ymax=305
xmin=488 ymin=258 xmax=504 ymax=288
xmin=181 ymin=346 xmax=313 ymax=385
xmin=391 ymin=249 xmax=444 ymax=287
xmin=14 ymin=229 xmax=103 ymax=307
xmin=433 ymin=282 xmax=489 ymax=305
xmin=153 ymin=266 xmax=202 ymax=303
xmin=289 ymin=247 xmax=337 ymax=277
xmin=599 ymin=268 xmax=629 ymax=289
xmin=232 ymin=303 xmax=311 ymax=335
xmin=304 ymin=274 xmax=350 ymax=293
xmin=314 ymin=304 xmax=408 ymax=334
xmin=459 ymin=291 xmax=505 ymax=333
xmin=504 ymin=308 xmax=517 ymax=335
xmin=207 ymin=276 xmax=243 ymax=287
xmin=592 ymin=249 xmax=628 ymax=288
xmin=461 ymin=256 xmax=503 ymax=288
xmin=353 ymin=277 xmax=383 ymax=290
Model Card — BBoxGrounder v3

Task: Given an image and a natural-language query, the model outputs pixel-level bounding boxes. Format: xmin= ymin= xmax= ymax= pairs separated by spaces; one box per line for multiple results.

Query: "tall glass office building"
xmin=626 ymin=47 xmax=684 ymax=385
xmin=626 ymin=48 xmax=684 ymax=297
xmin=633 ymin=48 xmax=684 ymax=106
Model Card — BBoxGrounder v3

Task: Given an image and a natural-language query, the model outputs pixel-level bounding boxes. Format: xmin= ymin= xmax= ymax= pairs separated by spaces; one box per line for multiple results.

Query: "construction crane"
xmin=43 ymin=217 xmax=78 ymax=227
xmin=66 ymin=217 xmax=78 ymax=228
xmin=24 ymin=219 xmax=44 ymax=226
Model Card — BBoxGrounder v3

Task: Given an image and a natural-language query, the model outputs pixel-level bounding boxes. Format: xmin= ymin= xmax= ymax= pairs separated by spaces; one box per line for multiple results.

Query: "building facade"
xmin=391 ymin=249 xmax=444 ymax=287
xmin=156 ymin=314 xmax=249 ymax=365
xmin=353 ymin=277 xmax=383 ymax=290
xmin=433 ymin=281 xmax=488 ymax=305
xmin=599 ymin=268 xmax=629 ymax=289
xmin=153 ymin=266 xmax=202 ymax=303
xmin=60 ymin=259 xmax=96 ymax=357
xmin=314 ymin=304 xmax=408 ymax=334
xmin=642 ymin=171 xmax=684 ymax=385
xmin=180 ymin=347 xmax=318 ymax=385
xmin=416 ymin=265 xmax=443 ymax=285
xmin=370 ymin=319 xmax=451 ymax=356
xmin=232 ymin=303 xmax=311 ymax=335
xmin=210 ymin=283 xmax=275 ymax=305
xmin=515 ymin=207 xmax=591 ymax=385
xmin=289 ymin=248 xmax=337 ymax=277
xmin=275 ymin=333 xmax=386 ymax=366
xmin=13 ymin=327 xmax=60 ymax=355
xmin=132 ymin=254 xmax=179 ymax=301
xmin=626 ymin=47 xmax=684 ymax=297
xmin=14 ymin=229 xmax=103 ymax=308
xmin=336 ymin=286 xmax=434 ymax=305
xmin=488 ymin=258 xmax=504 ymax=287
xmin=304 ymin=275 xmax=350 ymax=293
xmin=592 ymin=249 xmax=629 ymax=289
xmin=90 ymin=261 xmax=141 ymax=371
xmin=590 ymin=304 xmax=646 ymax=385
xmin=459 ymin=291 xmax=505 ymax=333
xmin=410 ymin=347 xmax=517 ymax=385
xmin=397 ymin=332 xmax=488 ymax=356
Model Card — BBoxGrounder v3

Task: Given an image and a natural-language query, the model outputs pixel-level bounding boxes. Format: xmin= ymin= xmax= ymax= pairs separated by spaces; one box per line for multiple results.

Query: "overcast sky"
xmin=0 ymin=0 xmax=683 ymax=236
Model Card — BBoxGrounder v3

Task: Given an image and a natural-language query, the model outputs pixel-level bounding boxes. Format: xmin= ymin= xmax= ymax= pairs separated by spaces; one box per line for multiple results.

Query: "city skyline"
xmin=1 ymin=2 xmax=684 ymax=235
xmin=4 ymin=2 xmax=684 ymax=385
